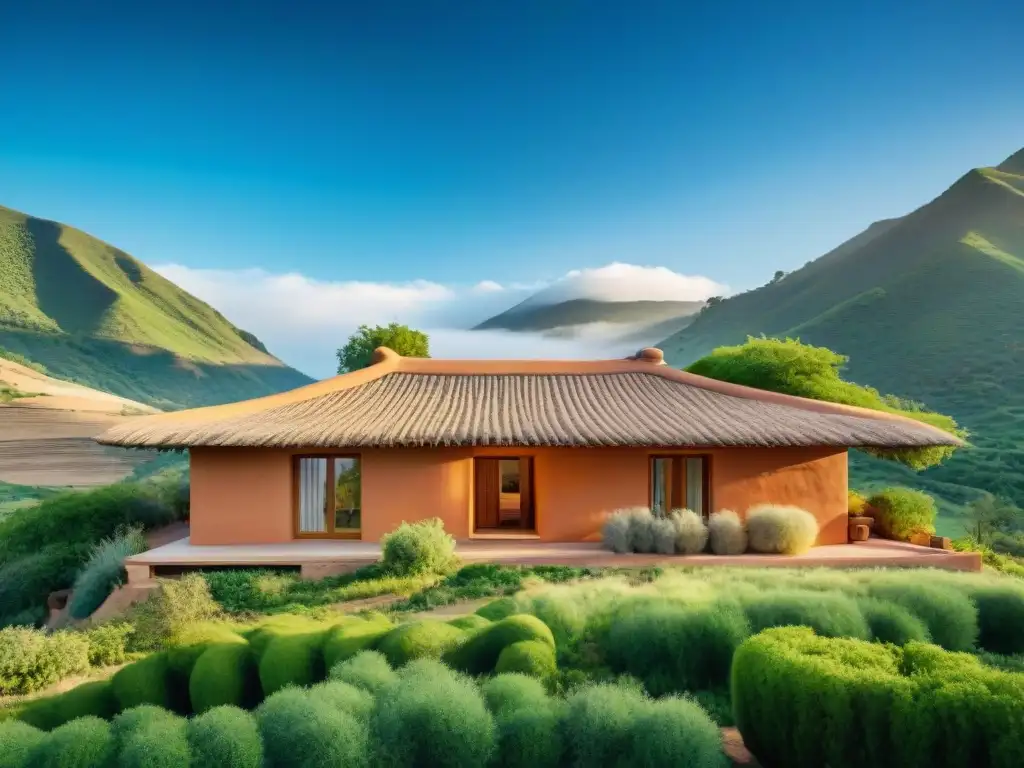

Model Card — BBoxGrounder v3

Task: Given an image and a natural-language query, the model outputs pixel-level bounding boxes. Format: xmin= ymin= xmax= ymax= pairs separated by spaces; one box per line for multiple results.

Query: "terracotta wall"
xmin=187 ymin=445 xmax=849 ymax=547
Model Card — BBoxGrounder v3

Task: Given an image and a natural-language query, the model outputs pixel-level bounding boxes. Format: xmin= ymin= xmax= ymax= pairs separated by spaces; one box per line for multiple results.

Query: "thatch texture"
xmin=95 ymin=347 xmax=963 ymax=450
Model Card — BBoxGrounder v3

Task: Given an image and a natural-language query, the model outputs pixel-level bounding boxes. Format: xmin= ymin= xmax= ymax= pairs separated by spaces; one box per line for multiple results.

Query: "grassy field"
xmin=0 ymin=205 xmax=312 ymax=408
xmin=660 ymin=150 xmax=1024 ymax=516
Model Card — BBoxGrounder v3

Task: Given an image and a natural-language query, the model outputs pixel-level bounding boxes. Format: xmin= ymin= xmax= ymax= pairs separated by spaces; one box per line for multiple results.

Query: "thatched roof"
xmin=95 ymin=347 xmax=963 ymax=450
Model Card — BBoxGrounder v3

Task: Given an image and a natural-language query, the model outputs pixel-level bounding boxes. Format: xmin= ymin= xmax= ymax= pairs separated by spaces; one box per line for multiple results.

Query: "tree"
xmin=336 ymin=323 xmax=430 ymax=373
xmin=963 ymin=493 xmax=1021 ymax=545
xmin=685 ymin=336 xmax=966 ymax=470
xmin=769 ymin=270 xmax=787 ymax=284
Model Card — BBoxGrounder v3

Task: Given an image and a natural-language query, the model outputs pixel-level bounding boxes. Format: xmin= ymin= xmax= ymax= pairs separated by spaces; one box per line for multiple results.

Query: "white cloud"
xmin=152 ymin=262 xmax=723 ymax=378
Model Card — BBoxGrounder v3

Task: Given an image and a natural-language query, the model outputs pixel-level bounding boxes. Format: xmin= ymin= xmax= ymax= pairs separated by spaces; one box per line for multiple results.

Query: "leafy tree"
xmin=336 ymin=323 xmax=429 ymax=373
xmin=769 ymin=270 xmax=787 ymax=284
xmin=963 ymin=493 xmax=1021 ymax=545
xmin=685 ymin=337 xmax=965 ymax=469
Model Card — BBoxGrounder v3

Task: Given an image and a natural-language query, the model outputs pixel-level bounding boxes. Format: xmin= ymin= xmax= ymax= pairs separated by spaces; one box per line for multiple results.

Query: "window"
xmin=296 ymin=456 xmax=361 ymax=537
xmin=649 ymin=455 xmax=709 ymax=518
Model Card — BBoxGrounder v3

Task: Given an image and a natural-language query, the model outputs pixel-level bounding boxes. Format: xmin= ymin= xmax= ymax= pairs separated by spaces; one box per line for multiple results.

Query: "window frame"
xmin=647 ymin=453 xmax=712 ymax=519
xmin=292 ymin=453 xmax=362 ymax=539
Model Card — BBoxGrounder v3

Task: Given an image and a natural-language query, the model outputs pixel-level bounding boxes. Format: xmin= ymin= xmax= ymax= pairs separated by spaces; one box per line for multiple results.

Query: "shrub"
xmin=127 ymin=574 xmax=220 ymax=651
xmin=329 ymin=650 xmax=397 ymax=694
xmin=19 ymin=680 xmax=119 ymax=730
xmin=258 ymin=630 xmax=327 ymax=695
xmin=380 ymin=518 xmax=457 ymax=577
xmin=624 ymin=696 xmax=727 ymax=768
xmin=745 ymin=504 xmax=818 ymax=554
xmin=322 ymin=618 xmax=392 ymax=669
xmin=189 ymin=642 xmax=260 ymax=713
xmin=848 ymin=489 xmax=869 ymax=516
xmin=0 ymin=720 xmax=45 ymax=768
xmin=671 ymin=508 xmax=709 ymax=554
xmin=867 ymin=487 xmax=936 ymax=541
xmin=84 ymin=623 xmax=133 ymax=666
xmin=445 ymin=615 xmax=555 ymax=675
xmin=476 ymin=597 xmax=520 ymax=621
xmin=29 ymin=716 xmax=114 ymax=768
xmin=111 ymin=652 xmax=173 ymax=710
xmin=627 ymin=508 xmax=657 ymax=553
xmin=308 ymin=680 xmax=374 ymax=720
xmin=708 ymin=509 xmax=747 ymax=555
xmin=560 ymin=681 xmax=649 ymax=767
xmin=369 ymin=659 xmax=495 ymax=767
xmin=493 ymin=706 xmax=564 ymax=768
xmin=968 ymin=584 xmax=1024 ymax=654
xmin=867 ymin=581 xmax=978 ymax=651
xmin=731 ymin=627 xmax=1024 ymax=768
xmin=741 ymin=590 xmax=870 ymax=639
xmin=449 ymin=614 xmax=492 ymax=631
xmin=857 ymin=598 xmax=932 ymax=645
xmin=111 ymin=704 xmax=180 ymax=743
xmin=600 ymin=510 xmax=633 ymax=553
xmin=495 ymin=640 xmax=557 ymax=679
xmin=68 ymin=527 xmax=148 ymax=620
xmin=376 ymin=620 xmax=466 ymax=667
xmin=603 ymin=599 xmax=750 ymax=693
xmin=0 ymin=627 xmax=90 ymax=695
xmin=650 ymin=516 xmax=677 ymax=554
xmin=186 ymin=706 xmax=262 ymax=768
xmin=165 ymin=623 xmax=246 ymax=679
xmin=0 ymin=544 xmax=91 ymax=624
xmin=481 ymin=673 xmax=551 ymax=715
xmin=257 ymin=687 xmax=368 ymax=768
xmin=114 ymin=707 xmax=189 ymax=768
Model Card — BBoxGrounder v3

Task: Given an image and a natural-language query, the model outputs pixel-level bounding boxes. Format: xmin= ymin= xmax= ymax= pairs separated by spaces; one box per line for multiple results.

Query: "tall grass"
xmin=68 ymin=527 xmax=148 ymax=620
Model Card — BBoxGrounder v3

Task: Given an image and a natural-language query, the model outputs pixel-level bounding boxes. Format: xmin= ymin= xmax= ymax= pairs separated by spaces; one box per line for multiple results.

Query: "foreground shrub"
xmin=186 ymin=706 xmax=262 ymax=768
xmin=560 ymin=681 xmax=648 ymax=767
xmin=708 ymin=510 xmax=747 ymax=555
xmin=328 ymin=650 xmax=397 ymax=694
xmin=68 ymin=527 xmax=148 ymax=620
xmin=476 ymin=597 xmax=520 ymax=621
xmin=867 ymin=581 xmax=978 ymax=651
xmin=741 ymin=590 xmax=869 ymax=639
xmin=308 ymin=680 xmax=374 ymax=720
xmin=732 ymin=627 xmax=1024 ymax=768
xmin=481 ymin=673 xmax=551 ymax=715
xmin=495 ymin=640 xmax=557 ymax=679
xmin=626 ymin=696 xmax=727 ymax=768
xmin=867 ymin=487 xmax=936 ymax=541
xmin=671 ymin=509 xmax=709 ymax=554
xmin=445 ymin=614 xmax=555 ymax=675
xmin=30 ymin=716 xmax=114 ymax=768
xmin=493 ymin=706 xmax=564 ymax=768
xmin=110 ymin=652 xmax=173 ymax=710
xmin=857 ymin=598 xmax=932 ymax=645
xmin=968 ymin=583 xmax=1024 ymax=654
xmin=257 ymin=687 xmax=368 ymax=768
xmin=0 ymin=720 xmax=45 ymax=768
xmin=166 ymin=623 xmax=246 ymax=680
xmin=745 ymin=504 xmax=818 ymax=554
xmin=114 ymin=706 xmax=189 ymax=768
xmin=376 ymin=620 xmax=466 ymax=667
xmin=0 ymin=544 xmax=90 ymax=625
xmin=258 ymin=630 xmax=327 ymax=695
xmin=127 ymin=574 xmax=219 ymax=651
xmin=449 ymin=614 xmax=492 ymax=631
xmin=380 ymin=518 xmax=457 ymax=577
xmin=604 ymin=599 xmax=750 ymax=693
xmin=18 ymin=680 xmax=119 ymax=730
xmin=190 ymin=642 xmax=260 ymax=713
xmin=321 ymin=617 xmax=392 ymax=669
xmin=370 ymin=659 xmax=495 ymax=768
xmin=0 ymin=627 xmax=90 ymax=695
xmin=84 ymin=622 xmax=133 ymax=666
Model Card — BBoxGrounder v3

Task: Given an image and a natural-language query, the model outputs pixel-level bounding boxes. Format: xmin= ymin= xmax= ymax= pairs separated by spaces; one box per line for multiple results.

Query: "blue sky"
xmin=1 ymin=1 xmax=1022 ymax=374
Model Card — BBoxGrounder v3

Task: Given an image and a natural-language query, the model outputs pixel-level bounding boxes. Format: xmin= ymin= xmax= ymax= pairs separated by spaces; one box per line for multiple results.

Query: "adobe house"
xmin=96 ymin=347 xmax=960 ymax=548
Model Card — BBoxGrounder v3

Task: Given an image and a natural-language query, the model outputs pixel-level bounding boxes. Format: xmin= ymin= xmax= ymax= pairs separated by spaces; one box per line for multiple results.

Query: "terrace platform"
xmin=125 ymin=534 xmax=982 ymax=584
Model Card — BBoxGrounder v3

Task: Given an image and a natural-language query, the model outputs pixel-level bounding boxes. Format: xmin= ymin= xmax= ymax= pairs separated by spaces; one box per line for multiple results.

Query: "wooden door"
xmin=474 ymin=458 xmax=501 ymax=529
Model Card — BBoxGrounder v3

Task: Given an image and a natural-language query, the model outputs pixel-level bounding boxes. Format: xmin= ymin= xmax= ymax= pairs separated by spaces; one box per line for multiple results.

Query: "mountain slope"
xmin=0 ymin=205 xmax=312 ymax=408
xmin=476 ymin=297 xmax=704 ymax=334
xmin=658 ymin=149 xmax=1024 ymax=518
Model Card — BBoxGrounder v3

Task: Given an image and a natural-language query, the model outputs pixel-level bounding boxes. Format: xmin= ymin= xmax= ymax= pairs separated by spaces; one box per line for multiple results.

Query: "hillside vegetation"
xmin=660 ymin=149 xmax=1024 ymax=522
xmin=0 ymin=205 xmax=311 ymax=409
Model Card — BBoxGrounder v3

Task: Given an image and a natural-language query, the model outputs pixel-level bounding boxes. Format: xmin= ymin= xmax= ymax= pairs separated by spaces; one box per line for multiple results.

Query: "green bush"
xmin=256 ymin=687 xmax=368 ymax=768
xmin=604 ymin=599 xmax=750 ymax=693
xmin=258 ymin=630 xmax=327 ymax=695
xmin=481 ymin=673 xmax=551 ymax=715
xmin=376 ymin=620 xmax=466 ymax=667
xmin=186 ymin=706 xmax=262 ymax=768
xmin=307 ymin=680 xmax=374 ymax=720
xmin=600 ymin=508 xmax=636 ymax=553
xmin=84 ymin=623 xmax=133 ymax=666
xmin=867 ymin=487 xmax=937 ymax=541
xmin=493 ymin=706 xmax=564 ymax=768
xmin=671 ymin=508 xmax=709 ymax=554
xmin=867 ymin=581 xmax=978 ymax=651
xmin=111 ymin=704 xmax=179 ymax=743
xmin=0 ymin=720 xmax=45 ymax=768
xmin=741 ymin=590 xmax=870 ymax=639
xmin=848 ymin=489 xmax=869 ymax=516
xmin=731 ymin=627 xmax=1024 ymax=768
xmin=476 ymin=597 xmax=520 ymax=621
xmin=114 ymin=706 xmax=189 ymax=768
xmin=68 ymin=527 xmax=148 ymax=620
xmin=29 ymin=716 xmax=114 ymax=768
xmin=624 ymin=696 xmax=727 ymax=768
xmin=127 ymin=574 xmax=220 ymax=651
xmin=328 ymin=650 xmax=397 ymax=694
xmin=111 ymin=652 xmax=174 ymax=710
xmin=0 ymin=627 xmax=90 ymax=695
xmin=495 ymin=640 xmax=557 ymax=679
xmin=857 ymin=598 xmax=932 ymax=645
xmin=708 ymin=509 xmax=747 ymax=555
xmin=448 ymin=614 xmax=492 ymax=631
xmin=321 ymin=616 xmax=393 ymax=669
xmin=560 ymin=681 xmax=649 ymax=767
xmin=745 ymin=504 xmax=818 ymax=554
xmin=968 ymin=584 xmax=1024 ymax=654
xmin=189 ymin=642 xmax=260 ymax=713
xmin=19 ymin=680 xmax=119 ymax=730
xmin=445 ymin=615 xmax=555 ymax=675
xmin=369 ymin=659 xmax=495 ymax=768
xmin=165 ymin=623 xmax=246 ymax=679
xmin=0 ymin=544 xmax=91 ymax=625
xmin=380 ymin=518 xmax=457 ymax=577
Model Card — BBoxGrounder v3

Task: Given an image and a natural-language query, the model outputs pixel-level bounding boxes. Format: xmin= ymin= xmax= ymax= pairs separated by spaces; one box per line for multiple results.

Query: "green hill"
xmin=476 ymin=298 xmax=704 ymax=334
xmin=0 ymin=205 xmax=312 ymax=409
xmin=658 ymin=149 xmax=1024 ymax=528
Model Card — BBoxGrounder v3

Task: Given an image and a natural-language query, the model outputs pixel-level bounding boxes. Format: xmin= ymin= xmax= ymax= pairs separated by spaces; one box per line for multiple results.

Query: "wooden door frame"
xmin=292 ymin=454 xmax=362 ymax=539
xmin=471 ymin=455 xmax=537 ymax=534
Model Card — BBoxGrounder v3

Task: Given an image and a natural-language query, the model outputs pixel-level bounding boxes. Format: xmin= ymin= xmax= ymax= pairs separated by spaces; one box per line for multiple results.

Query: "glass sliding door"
xmin=295 ymin=455 xmax=362 ymax=538
xmin=650 ymin=457 xmax=673 ymax=516
xmin=648 ymin=455 xmax=710 ymax=518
